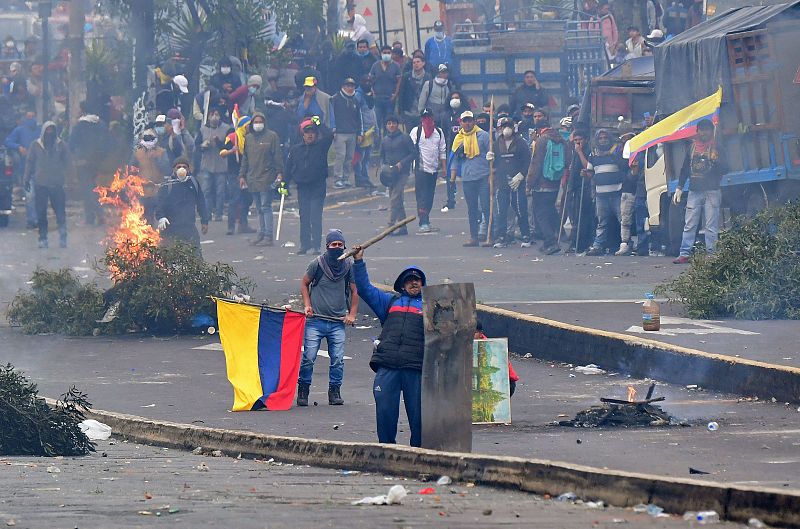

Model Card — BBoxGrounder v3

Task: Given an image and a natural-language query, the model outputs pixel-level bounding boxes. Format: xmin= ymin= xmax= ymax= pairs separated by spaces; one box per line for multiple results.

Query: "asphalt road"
xmin=0 ymin=441 xmax=746 ymax=529
xmin=1 ymin=182 xmax=798 ymax=368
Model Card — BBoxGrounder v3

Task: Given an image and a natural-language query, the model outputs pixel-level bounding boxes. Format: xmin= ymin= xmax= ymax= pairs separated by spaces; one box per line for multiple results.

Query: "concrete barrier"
xmin=83 ymin=406 xmax=800 ymax=528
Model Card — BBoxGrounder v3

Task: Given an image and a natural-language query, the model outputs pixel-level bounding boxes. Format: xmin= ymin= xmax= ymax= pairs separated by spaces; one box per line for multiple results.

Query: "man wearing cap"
xmin=424 ymin=20 xmax=453 ymax=72
xmin=409 ymin=108 xmax=446 ymax=233
xmin=296 ymin=229 xmax=359 ymax=407
xmin=451 ymin=110 xmax=491 ymax=246
xmin=510 ymin=71 xmax=548 ymax=119
xmin=353 ymin=245 xmax=426 ymax=447
xmin=286 ymin=117 xmax=335 ymax=254
xmin=239 ymin=112 xmax=284 ymax=246
xmin=380 ymin=115 xmax=416 ymax=234
xmin=418 ymin=64 xmax=452 ymax=128
xmin=155 ymin=157 xmax=210 ymax=257
xmin=297 ymin=76 xmax=331 ymax=127
xmin=329 ymin=77 xmax=364 ymax=189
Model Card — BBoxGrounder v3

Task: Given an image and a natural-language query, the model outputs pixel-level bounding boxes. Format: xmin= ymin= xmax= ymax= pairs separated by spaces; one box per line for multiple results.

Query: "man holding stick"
xmin=297 ymin=229 xmax=359 ymax=407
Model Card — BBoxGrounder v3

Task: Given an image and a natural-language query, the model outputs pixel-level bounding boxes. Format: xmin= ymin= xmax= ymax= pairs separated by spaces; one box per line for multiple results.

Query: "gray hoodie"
xmin=24 ymin=121 xmax=69 ymax=188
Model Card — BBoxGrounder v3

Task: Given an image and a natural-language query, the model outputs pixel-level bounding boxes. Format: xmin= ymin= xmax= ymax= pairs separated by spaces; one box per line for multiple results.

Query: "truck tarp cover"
xmin=654 ymin=0 xmax=800 ymax=115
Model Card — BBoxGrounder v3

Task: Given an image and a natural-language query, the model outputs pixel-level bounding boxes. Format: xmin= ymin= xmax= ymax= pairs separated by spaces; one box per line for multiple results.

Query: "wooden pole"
xmin=338 ymin=215 xmax=417 ymax=260
xmin=210 ymin=296 xmax=344 ymax=323
xmin=486 ymin=95 xmax=495 ymax=244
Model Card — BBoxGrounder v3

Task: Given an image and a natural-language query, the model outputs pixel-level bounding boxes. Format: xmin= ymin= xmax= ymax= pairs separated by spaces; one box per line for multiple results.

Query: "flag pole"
xmin=487 ymin=95 xmax=495 ymax=244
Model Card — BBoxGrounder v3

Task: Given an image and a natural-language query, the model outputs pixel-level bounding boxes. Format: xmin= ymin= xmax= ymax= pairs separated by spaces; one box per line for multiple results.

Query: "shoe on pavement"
xmin=585 ymin=246 xmax=604 ymax=256
xmin=257 ymin=236 xmax=274 ymax=247
xmin=480 ymin=239 xmax=495 ymax=247
xmin=520 ymin=238 xmax=532 ymax=248
xmin=333 ymin=180 xmax=347 ymax=189
xmin=251 ymin=234 xmax=265 ymax=246
xmin=543 ymin=244 xmax=561 ymax=255
xmin=462 ymin=238 xmax=479 ymax=247
xmin=614 ymin=242 xmax=631 ymax=256
xmin=493 ymin=241 xmax=508 ymax=248
xmin=417 ymin=224 xmax=432 ymax=233
xmin=673 ymin=255 xmax=690 ymax=264
xmin=650 ymin=249 xmax=666 ymax=257
xmin=328 ymin=384 xmax=344 ymax=405
xmin=297 ymin=383 xmax=310 ymax=407
xmin=440 ymin=205 xmax=454 ymax=213
xmin=38 ymin=239 xmax=48 ymax=249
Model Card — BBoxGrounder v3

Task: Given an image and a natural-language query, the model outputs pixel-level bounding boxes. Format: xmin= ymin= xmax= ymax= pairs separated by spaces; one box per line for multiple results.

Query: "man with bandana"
xmin=297 ymin=229 xmax=359 ymax=407
xmin=582 ymin=128 xmax=628 ymax=256
xmin=155 ymin=157 xmax=210 ymax=257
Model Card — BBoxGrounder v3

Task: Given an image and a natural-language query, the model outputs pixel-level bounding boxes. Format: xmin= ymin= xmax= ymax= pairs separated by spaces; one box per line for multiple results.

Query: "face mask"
xmin=502 ymin=127 xmax=514 ymax=138
xmin=358 ymin=50 xmax=369 ymax=57
xmin=171 ymin=118 xmax=181 ymax=133
xmin=435 ymin=31 xmax=445 ymax=39
xmin=5 ymin=41 xmax=13 ymax=48
xmin=248 ymin=86 xmax=257 ymax=95
xmin=220 ymin=67 xmax=231 ymax=75
xmin=141 ymin=138 xmax=157 ymax=149
xmin=327 ymin=247 xmax=345 ymax=259
xmin=252 ymin=123 xmax=265 ymax=132
xmin=155 ymin=126 xmax=165 ymax=135
xmin=343 ymin=87 xmax=355 ymax=96
xmin=449 ymin=98 xmax=461 ymax=109
xmin=381 ymin=53 xmax=391 ymax=62
xmin=434 ymin=77 xmax=447 ymax=85
xmin=176 ymin=167 xmax=188 ymax=181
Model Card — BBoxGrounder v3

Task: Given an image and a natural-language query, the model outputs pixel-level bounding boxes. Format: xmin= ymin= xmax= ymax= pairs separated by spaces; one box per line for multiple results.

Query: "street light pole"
xmin=38 ymin=0 xmax=53 ymax=121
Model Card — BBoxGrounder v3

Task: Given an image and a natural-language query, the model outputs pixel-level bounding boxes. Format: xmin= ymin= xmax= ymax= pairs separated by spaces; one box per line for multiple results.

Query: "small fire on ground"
xmin=94 ymin=167 xmax=160 ymax=277
xmin=627 ymin=385 xmax=637 ymax=403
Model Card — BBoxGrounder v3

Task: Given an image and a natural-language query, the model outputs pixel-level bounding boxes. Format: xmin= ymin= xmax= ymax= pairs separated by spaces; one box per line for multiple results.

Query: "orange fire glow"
xmin=627 ymin=386 xmax=638 ymax=403
xmin=94 ymin=167 xmax=160 ymax=276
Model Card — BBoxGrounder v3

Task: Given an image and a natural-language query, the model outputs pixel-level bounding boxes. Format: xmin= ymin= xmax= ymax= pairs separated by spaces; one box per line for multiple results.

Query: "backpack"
xmin=309 ymin=257 xmax=354 ymax=309
xmin=542 ymin=140 xmax=565 ymax=181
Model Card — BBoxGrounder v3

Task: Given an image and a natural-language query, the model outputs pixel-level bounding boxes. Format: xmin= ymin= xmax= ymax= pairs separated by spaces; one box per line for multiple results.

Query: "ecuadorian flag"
xmin=627 ymin=86 xmax=723 ymax=165
xmin=216 ymin=299 xmax=306 ymax=411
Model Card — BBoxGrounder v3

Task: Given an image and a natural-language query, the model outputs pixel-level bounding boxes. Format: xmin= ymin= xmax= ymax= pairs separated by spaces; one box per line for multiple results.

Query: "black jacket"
xmin=285 ymin=126 xmax=335 ymax=186
xmin=397 ymin=70 xmax=431 ymax=116
xmin=494 ymin=133 xmax=531 ymax=184
xmin=380 ymin=130 xmax=416 ymax=174
xmin=510 ymin=85 xmax=548 ymax=117
xmin=155 ymin=176 xmax=210 ymax=236
xmin=330 ymin=91 xmax=362 ymax=135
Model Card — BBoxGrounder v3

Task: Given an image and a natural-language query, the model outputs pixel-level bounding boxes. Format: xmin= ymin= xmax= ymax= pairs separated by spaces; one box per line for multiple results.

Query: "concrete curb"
xmin=82 ymin=406 xmax=800 ymax=528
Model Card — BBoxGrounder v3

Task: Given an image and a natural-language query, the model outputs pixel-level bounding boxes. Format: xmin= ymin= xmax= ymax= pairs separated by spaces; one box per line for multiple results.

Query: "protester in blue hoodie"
xmin=4 ymin=112 xmax=40 ymax=227
xmin=353 ymin=246 xmax=425 ymax=447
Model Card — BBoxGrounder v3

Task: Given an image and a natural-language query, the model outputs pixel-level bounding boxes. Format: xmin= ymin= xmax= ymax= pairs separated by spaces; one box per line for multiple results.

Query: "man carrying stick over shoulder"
xmin=297 ymin=229 xmax=359 ymax=407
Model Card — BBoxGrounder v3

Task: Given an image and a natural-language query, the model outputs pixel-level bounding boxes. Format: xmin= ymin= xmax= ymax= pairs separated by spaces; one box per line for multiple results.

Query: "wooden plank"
xmin=420 ymin=283 xmax=477 ymax=453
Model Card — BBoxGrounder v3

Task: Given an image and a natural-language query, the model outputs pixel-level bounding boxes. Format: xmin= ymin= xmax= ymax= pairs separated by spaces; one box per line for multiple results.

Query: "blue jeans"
xmin=462 ymin=178 xmax=490 ymax=239
xmin=679 ymin=189 xmax=721 ymax=257
xmin=198 ymin=170 xmax=226 ymax=220
xmin=253 ymin=191 xmax=273 ymax=237
xmin=373 ymin=367 xmax=422 ymax=447
xmin=298 ymin=318 xmax=346 ymax=386
xmin=592 ymin=191 xmax=622 ymax=249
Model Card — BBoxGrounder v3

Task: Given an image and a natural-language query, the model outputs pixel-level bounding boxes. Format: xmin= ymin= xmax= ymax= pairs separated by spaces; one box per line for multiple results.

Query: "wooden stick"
xmin=210 ymin=296 xmax=345 ymax=323
xmin=338 ymin=215 xmax=417 ymax=260
xmin=486 ymin=94 xmax=495 ymax=243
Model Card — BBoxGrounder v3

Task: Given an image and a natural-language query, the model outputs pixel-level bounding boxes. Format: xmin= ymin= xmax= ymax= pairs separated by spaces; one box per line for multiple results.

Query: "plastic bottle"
xmin=707 ymin=421 xmax=719 ymax=431
xmin=697 ymin=511 xmax=720 ymax=524
xmin=642 ymin=293 xmax=661 ymax=331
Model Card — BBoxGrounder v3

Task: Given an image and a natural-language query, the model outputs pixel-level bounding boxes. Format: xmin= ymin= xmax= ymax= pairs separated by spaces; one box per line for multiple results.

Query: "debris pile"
xmin=559 ymin=384 xmax=680 ymax=428
xmin=0 ymin=363 xmax=95 ymax=456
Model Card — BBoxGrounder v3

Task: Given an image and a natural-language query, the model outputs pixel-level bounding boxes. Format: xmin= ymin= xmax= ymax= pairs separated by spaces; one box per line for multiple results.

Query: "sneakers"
xmin=480 ymin=239 xmax=495 ymax=247
xmin=333 ymin=180 xmax=347 ymax=189
xmin=672 ymin=255 xmax=690 ymax=264
xmin=585 ymin=246 xmax=604 ymax=256
xmin=520 ymin=238 xmax=532 ymax=248
xmin=542 ymin=244 xmax=561 ymax=255
xmin=38 ymin=238 xmax=48 ymax=249
xmin=493 ymin=240 xmax=508 ymax=248
xmin=296 ymin=383 xmax=310 ymax=407
xmin=462 ymin=238 xmax=479 ymax=247
xmin=650 ymin=249 xmax=666 ymax=257
xmin=440 ymin=205 xmax=454 ymax=213
xmin=328 ymin=385 xmax=344 ymax=405
xmin=417 ymin=224 xmax=439 ymax=234
xmin=251 ymin=234 xmax=265 ymax=246
xmin=614 ymin=242 xmax=631 ymax=256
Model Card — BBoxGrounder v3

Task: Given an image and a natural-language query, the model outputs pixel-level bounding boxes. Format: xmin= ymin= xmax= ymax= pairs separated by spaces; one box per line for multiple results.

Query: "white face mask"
xmin=435 ymin=31 xmax=445 ymax=39
xmin=381 ymin=53 xmax=391 ymax=62
xmin=502 ymin=127 xmax=514 ymax=138
xmin=252 ymin=123 xmax=265 ymax=132
xmin=434 ymin=76 xmax=447 ymax=86
xmin=176 ymin=167 xmax=189 ymax=181
xmin=171 ymin=118 xmax=181 ymax=133
xmin=140 ymin=138 xmax=157 ymax=149
xmin=449 ymin=98 xmax=461 ymax=109
xmin=220 ymin=67 xmax=231 ymax=75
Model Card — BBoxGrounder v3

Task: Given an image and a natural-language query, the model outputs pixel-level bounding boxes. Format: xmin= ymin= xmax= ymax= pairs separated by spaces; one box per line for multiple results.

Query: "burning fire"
xmin=627 ymin=386 xmax=638 ymax=403
xmin=94 ymin=167 xmax=160 ymax=277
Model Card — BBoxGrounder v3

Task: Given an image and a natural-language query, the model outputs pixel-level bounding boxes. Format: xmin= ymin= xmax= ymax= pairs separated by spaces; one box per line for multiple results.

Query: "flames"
xmin=94 ymin=167 xmax=160 ymax=277
xmin=627 ymin=386 xmax=638 ymax=403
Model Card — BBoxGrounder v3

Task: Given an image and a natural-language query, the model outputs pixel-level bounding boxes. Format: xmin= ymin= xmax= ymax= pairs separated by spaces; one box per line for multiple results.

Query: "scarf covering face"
xmin=421 ymin=115 xmax=435 ymax=138
xmin=317 ymin=253 xmax=352 ymax=282
xmin=452 ymin=125 xmax=481 ymax=158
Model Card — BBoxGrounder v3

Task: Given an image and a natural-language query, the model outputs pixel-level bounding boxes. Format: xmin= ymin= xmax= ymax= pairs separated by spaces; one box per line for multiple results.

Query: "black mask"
xmin=327 ymin=247 xmax=344 ymax=260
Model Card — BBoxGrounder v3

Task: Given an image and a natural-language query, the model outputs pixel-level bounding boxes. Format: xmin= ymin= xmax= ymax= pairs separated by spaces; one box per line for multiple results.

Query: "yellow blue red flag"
xmin=627 ymin=86 xmax=722 ymax=165
xmin=231 ymin=104 xmax=251 ymax=156
xmin=215 ymin=299 xmax=306 ymax=411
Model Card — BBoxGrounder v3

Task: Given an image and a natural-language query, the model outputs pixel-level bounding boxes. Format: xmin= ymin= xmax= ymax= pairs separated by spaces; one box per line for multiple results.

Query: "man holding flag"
xmin=297 ymin=230 xmax=359 ymax=407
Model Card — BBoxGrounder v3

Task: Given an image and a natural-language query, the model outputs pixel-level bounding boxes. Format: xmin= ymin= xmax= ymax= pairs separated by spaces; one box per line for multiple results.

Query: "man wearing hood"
xmin=297 ymin=229 xmax=359 ymax=407
xmin=424 ymin=21 xmax=453 ymax=72
xmin=329 ymin=78 xmax=364 ymax=189
xmin=526 ymin=113 xmax=571 ymax=255
xmin=351 ymin=14 xmax=376 ymax=50
xmin=583 ymin=128 xmax=627 ymax=256
xmin=286 ymin=117 xmax=334 ymax=255
xmin=155 ymin=157 xmax=210 ymax=257
xmin=195 ymin=108 xmax=229 ymax=222
xmin=353 ymin=246 xmax=426 ymax=447
xmin=4 ymin=111 xmax=40 ymax=228
xmin=332 ymin=41 xmax=364 ymax=89
xmin=130 ymin=128 xmax=172 ymax=225
xmin=24 ymin=121 xmax=69 ymax=248
xmin=69 ymin=102 xmax=109 ymax=225
xmin=209 ymin=56 xmax=242 ymax=92
xmin=239 ymin=112 xmax=283 ymax=246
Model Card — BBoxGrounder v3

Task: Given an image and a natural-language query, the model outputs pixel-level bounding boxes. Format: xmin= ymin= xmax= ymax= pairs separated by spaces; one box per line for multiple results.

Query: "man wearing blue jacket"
xmin=353 ymin=246 xmax=425 ymax=447
xmin=4 ymin=111 xmax=40 ymax=228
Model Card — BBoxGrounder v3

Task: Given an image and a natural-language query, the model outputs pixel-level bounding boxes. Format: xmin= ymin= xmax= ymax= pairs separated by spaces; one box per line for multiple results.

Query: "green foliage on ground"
xmin=0 ymin=364 xmax=95 ymax=456
xmin=7 ymin=241 xmax=253 ymax=336
xmin=658 ymin=202 xmax=800 ymax=320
